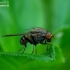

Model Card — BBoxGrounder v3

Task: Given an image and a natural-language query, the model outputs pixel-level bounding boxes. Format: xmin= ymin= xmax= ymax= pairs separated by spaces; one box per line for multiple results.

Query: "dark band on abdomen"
xmin=20 ymin=36 xmax=25 ymax=45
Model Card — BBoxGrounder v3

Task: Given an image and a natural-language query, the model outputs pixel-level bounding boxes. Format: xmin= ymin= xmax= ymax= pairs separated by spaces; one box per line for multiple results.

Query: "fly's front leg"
xmin=46 ymin=44 xmax=51 ymax=57
xmin=48 ymin=43 xmax=53 ymax=46
xmin=47 ymin=43 xmax=53 ymax=57
xmin=40 ymin=39 xmax=47 ymax=44
xmin=47 ymin=44 xmax=49 ymax=51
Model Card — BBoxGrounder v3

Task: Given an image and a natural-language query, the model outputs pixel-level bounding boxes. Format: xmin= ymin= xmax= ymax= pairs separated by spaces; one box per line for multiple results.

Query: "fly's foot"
xmin=49 ymin=54 xmax=52 ymax=58
xmin=31 ymin=51 xmax=34 ymax=54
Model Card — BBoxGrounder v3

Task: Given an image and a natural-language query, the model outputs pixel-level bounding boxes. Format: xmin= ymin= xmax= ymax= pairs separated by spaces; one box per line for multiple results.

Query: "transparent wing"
xmin=30 ymin=28 xmax=47 ymax=37
xmin=2 ymin=33 xmax=24 ymax=37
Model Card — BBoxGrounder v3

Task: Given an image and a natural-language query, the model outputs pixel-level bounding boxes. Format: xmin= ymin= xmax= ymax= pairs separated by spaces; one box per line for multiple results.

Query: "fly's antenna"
xmin=2 ymin=33 xmax=24 ymax=37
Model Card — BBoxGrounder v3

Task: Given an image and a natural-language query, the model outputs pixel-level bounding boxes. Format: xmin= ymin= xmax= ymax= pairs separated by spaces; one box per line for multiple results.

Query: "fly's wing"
xmin=2 ymin=33 xmax=24 ymax=37
xmin=30 ymin=27 xmax=47 ymax=36
xmin=30 ymin=28 xmax=47 ymax=44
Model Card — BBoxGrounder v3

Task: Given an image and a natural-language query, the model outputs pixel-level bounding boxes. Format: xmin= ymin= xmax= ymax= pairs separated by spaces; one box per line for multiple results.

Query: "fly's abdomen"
xmin=20 ymin=36 xmax=27 ymax=45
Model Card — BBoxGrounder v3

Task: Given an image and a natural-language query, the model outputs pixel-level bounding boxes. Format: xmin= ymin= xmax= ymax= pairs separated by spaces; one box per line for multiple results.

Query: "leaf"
xmin=0 ymin=44 xmax=63 ymax=62
xmin=0 ymin=44 xmax=64 ymax=70
xmin=53 ymin=27 xmax=70 ymax=70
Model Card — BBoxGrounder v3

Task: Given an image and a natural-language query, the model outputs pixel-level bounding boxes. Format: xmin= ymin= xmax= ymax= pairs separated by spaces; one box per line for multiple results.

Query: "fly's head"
xmin=45 ymin=32 xmax=54 ymax=42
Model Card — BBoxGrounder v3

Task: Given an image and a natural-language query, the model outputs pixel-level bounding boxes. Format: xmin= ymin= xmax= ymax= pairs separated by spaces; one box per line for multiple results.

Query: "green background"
xmin=0 ymin=0 xmax=70 ymax=70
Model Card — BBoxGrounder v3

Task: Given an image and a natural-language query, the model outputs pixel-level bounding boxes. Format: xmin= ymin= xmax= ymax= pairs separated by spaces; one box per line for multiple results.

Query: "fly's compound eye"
xmin=46 ymin=33 xmax=52 ymax=39
xmin=46 ymin=33 xmax=53 ymax=39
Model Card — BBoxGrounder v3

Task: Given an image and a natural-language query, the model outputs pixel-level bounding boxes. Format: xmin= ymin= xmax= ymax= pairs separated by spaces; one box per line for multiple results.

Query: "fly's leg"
xmin=47 ymin=43 xmax=52 ymax=57
xmin=47 ymin=44 xmax=49 ymax=51
xmin=18 ymin=46 xmax=26 ymax=53
xmin=32 ymin=46 xmax=37 ymax=54
xmin=40 ymin=39 xmax=47 ymax=44
xmin=22 ymin=46 xmax=26 ymax=53
xmin=47 ymin=44 xmax=51 ymax=57
xmin=35 ymin=46 xmax=37 ymax=54
xmin=18 ymin=44 xmax=27 ymax=53
xmin=32 ymin=45 xmax=34 ymax=53
xmin=18 ymin=47 xmax=24 ymax=52
xmin=40 ymin=40 xmax=52 ymax=57
xmin=31 ymin=34 xmax=37 ymax=54
xmin=22 ymin=44 xmax=27 ymax=53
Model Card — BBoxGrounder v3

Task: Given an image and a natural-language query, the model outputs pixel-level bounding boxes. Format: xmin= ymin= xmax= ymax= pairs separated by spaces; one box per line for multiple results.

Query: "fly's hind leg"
xmin=22 ymin=44 xmax=27 ymax=53
xmin=18 ymin=44 xmax=27 ymax=53
xmin=18 ymin=47 xmax=24 ymax=52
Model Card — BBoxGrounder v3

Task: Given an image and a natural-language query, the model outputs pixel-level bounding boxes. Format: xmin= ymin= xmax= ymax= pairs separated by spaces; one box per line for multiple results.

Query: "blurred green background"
xmin=0 ymin=0 xmax=70 ymax=70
